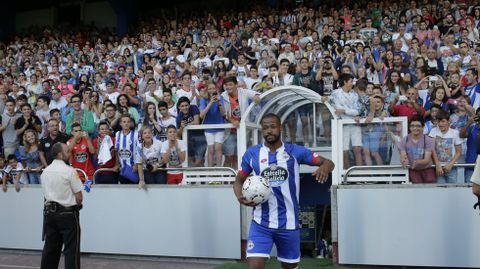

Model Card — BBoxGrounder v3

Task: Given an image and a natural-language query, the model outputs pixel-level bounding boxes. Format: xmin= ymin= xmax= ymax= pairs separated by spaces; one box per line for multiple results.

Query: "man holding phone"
xmin=67 ymin=122 xmax=95 ymax=182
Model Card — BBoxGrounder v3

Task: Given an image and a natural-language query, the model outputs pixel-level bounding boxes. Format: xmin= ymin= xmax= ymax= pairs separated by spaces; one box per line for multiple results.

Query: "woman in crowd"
xmin=18 ymin=129 xmax=42 ymax=184
xmin=136 ymin=126 xmax=166 ymax=186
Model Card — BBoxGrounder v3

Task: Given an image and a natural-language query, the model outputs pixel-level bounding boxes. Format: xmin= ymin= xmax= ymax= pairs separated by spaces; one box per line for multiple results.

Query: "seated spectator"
xmin=399 ymin=115 xmax=436 ymax=183
xmin=161 ymin=125 xmax=187 ymax=185
xmin=430 ymin=110 xmax=463 ymax=183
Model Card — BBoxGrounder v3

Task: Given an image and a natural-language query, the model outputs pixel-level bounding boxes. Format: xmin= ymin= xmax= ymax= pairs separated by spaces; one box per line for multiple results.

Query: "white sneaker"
xmin=316 ymin=255 xmax=324 ymax=259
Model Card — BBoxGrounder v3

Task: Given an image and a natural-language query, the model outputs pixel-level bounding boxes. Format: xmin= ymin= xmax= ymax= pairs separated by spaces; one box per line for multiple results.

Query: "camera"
xmin=398 ymin=95 xmax=408 ymax=103
xmin=146 ymin=164 xmax=154 ymax=172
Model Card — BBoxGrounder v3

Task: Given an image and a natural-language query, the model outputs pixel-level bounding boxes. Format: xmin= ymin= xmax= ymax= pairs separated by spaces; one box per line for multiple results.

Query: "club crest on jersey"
xmin=75 ymin=152 xmax=88 ymax=163
xmin=261 ymin=165 xmax=289 ymax=187
xmin=261 ymin=158 xmax=267 ymax=163
xmin=118 ymin=149 xmax=132 ymax=159
xmin=247 ymin=240 xmax=255 ymax=250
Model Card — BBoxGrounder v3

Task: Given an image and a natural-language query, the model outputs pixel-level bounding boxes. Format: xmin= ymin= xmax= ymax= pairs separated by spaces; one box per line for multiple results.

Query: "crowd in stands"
xmin=2 ymin=0 xmax=480 ymax=190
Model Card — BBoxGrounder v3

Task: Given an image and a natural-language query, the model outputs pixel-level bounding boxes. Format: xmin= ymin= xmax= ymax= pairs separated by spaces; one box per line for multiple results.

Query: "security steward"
xmin=41 ymin=142 xmax=84 ymax=269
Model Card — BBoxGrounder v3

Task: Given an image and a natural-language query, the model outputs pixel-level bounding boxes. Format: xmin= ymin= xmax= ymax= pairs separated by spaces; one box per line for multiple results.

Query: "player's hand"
xmin=237 ymin=196 xmax=257 ymax=207
xmin=313 ymin=160 xmax=335 ymax=183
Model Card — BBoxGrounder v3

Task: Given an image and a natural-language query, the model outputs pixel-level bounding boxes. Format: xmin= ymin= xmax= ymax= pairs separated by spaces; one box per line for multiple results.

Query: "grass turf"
xmin=214 ymin=258 xmax=358 ymax=269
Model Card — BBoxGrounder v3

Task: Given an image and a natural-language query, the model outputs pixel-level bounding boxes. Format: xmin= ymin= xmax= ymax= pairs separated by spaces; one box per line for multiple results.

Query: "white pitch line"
xmin=0 ymin=265 xmax=40 ymax=269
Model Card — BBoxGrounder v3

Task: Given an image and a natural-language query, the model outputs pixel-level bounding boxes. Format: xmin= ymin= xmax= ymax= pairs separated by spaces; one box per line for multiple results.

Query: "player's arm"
xmin=233 ymin=172 xmax=257 ymax=207
xmin=233 ymin=151 xmax=256 ymax=207
xmin=311 ymin=153 xmax=335 ymax=183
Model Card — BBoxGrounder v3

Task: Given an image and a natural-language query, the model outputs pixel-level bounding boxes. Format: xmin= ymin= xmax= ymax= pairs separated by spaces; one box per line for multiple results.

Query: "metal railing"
xmin=343 ymin=163 xmax=476 ymax=183
xmin=92 ymin=166 xmax=237 ymax=185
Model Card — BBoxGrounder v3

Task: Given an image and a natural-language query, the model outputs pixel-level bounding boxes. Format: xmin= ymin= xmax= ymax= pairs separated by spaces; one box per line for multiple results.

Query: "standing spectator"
xmin=199 ymin=82 xmax=226 ymax=167
xmin=176 ymin=96 xmax=205 ymax=167
xmin=14 ymin=104 xmax=42 ymax=145
xmin=39 ymin=119 xmax=70 ymax=167
xmin=93 ymin=121 xmax=118 ymax=184
xmin=65 ymin=94 xmax=95 ymax=136
xmin=399 ymin=115 xmax=436 ymax=183
xmin=67 ymin=122 xmax=95 ymax=182
xmin=161 ymin=125 xmax=187 ymax=184
xmin=139 ymin=102 xmax=163 ymax=141
xmin=324 ymin=73 xmax=363 ymax=168
xmin=116 ymin=94 xmax=140 ymax=125
xmin=115 ymin=114 xmax=140 ymax=185
xmin=157 ymin=101 xmax=177 ymax=142
xmin=388 ymin=88 xmax=425 ymax=120
xmin=460 ymin=108 xmax=480 ymax=183
xmin=1 ymin=99 xmax=20 ymax=156
xmin=18 ymin=129 xmax=42 ymax=184
xmin=176 ymin=72 xmax=200 ymax=106
xmin=221 ymin=76 xmax=260 ymax=169
xmin=430 ymin=110 xmax=463 ymax=183
xmin=136 ymin=126 xmax=166 ymax=186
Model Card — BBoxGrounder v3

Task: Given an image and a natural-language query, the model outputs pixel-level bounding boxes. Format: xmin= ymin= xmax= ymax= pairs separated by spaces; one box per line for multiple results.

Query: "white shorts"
xmin=343 ymin=125 xmax=362 ymax=150
xmin=205 ymin=131 xmax=225 ymax=145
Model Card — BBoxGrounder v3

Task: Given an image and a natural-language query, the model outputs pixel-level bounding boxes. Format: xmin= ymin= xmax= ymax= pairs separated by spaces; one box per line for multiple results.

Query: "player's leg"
xmin=247 ymin=221 xmax=274 ymax=269
xmin=274 ymin=228 xmax=300 ymax=269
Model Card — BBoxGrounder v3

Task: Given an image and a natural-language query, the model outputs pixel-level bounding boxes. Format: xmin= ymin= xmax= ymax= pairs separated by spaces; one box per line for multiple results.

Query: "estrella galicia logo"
xmin=261 ymin=165 xmax=289 ymax=187
xmin=118 ymin=149 xmax=132 ymax=159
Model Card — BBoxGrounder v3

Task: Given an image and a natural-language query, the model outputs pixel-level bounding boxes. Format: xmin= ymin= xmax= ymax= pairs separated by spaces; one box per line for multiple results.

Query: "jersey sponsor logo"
xmin=75 ymin=152 xmax=88 ymax=163
xmin=146 ymin=157 xmax=158 ymax=165
xmin=118 ymin=149 xmax=132 ymax=159
xmin=261 ymin=165 xmax=289 ymax=187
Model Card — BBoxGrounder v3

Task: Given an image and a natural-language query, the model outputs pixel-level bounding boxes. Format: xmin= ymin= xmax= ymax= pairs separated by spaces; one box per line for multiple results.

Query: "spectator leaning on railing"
xmin=399 ymin=115 xmax=436 ymax=183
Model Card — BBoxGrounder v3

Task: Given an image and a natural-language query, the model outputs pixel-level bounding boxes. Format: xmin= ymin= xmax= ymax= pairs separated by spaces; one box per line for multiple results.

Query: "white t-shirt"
xmin=6 ymin=163 xmax=28 ymax=184
xmin=428 ymin=127 xmax=462 ymax=165
xmin=158 ymin=116 xmax=177 ymax=142
xmin=106 ymin=92 xmax=120 ymax=105
xmin=160 ymin=139 xmax=187 ymax=174
xmin=135 ymin=139 xmax=163 ymax=166
xmin=176 ymin=88 xmax=199 ymax=106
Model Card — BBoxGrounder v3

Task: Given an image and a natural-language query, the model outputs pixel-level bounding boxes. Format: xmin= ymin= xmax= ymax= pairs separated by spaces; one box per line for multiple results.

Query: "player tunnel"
xmin=237 ymin=85 xmax=338 ymax=248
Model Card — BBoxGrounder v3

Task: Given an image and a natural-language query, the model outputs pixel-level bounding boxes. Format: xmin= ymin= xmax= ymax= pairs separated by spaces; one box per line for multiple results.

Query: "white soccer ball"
xmin=242 ymin=175 xmax=271 ymax=204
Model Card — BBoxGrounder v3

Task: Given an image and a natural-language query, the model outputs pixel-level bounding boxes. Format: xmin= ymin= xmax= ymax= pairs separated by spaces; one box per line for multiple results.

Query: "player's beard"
xmin=264 ymin=133 xmax=280 ymax=145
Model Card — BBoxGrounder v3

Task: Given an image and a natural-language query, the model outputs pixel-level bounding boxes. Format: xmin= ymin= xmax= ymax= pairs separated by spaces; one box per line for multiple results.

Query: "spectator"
xmin=1 ymin=99 xmax=20 ymax=156
xmin=430 ymin=110 xmax=463 ymax=183
xmin=176 ymin=96 xmax=205 ymax=167
xmin=389 ymin=87 xmax=425 ymax=120
xmin=399 ymin=115 xmax=436 ymax=183
xmin=39 ymin=119 xmax=69 ymax=167
xmin=157 ymin=101 xmax=177 ymax=142
xmin=116 ymin=94 xmax=140 ymax=125
xmin=199 ymin=82 xmax=226 ymax=167
xmin=221 ymin=76 xmax=260 ymax=169
xmin=460 ymin=108 xmax=480 ymax=183
xmin=92 ymin=121 xmax=118 ymax=184
xmin=325 ymin=73 xmax=363 ymax=168
xmin=5 ymin=154 xmax=27 ymax=191
xmin=65 ymin=94 xmax=95 ymax=136
xmin=161 ymin=125 xmax=187 ymax=184
xmin=18 ymin=129 xmax=42 ymax=184
xmin=136 ymin=126 xmax=166 ymax=186
xmin=139 ymin=102 xmax=163 ymax=141
xmin=115 ymin=114 xmax=140 ymax=185
xmin=67 ymin=122 xmax=95 ymax=182
xmin=14 ymin=104 xmax=42 ymax=145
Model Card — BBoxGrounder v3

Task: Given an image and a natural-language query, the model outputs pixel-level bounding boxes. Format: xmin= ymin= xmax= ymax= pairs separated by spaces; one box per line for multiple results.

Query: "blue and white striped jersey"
xmin=239 ymin=143 xmax=319 ymax=230
xmin=115 ymin=130 xmax=139 ymax=168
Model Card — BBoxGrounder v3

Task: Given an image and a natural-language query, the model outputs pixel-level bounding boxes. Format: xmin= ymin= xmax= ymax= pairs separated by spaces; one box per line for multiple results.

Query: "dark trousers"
xmin=41 ymin=209 xmax=81 ymax=269
xmin=144 ymin=170 xmax=166 ymax=184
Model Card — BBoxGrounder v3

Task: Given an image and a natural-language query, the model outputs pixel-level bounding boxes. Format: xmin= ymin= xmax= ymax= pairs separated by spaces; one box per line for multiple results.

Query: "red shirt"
xmin=69 ymin=137 xmax=95 ymax=182
xmin=93 ymin=135 xmax=117 ymax=173
xmin=393 ymin=104 xmax=425 ymax=120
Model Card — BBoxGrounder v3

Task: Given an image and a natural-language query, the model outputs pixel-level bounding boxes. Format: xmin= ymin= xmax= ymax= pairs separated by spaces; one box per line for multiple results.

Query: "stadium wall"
xmin=335 ymin=185 xmax=480 ymax=268
xmin=0 ymin=185 xmax=241 ymax=259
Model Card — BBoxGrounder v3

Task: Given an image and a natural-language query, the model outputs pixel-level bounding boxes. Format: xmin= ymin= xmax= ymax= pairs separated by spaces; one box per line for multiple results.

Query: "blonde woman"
xmin=18 ymin=129 xmax=43 ymax=184
xmin=135 ymin=126 xmax=166 ymax=187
